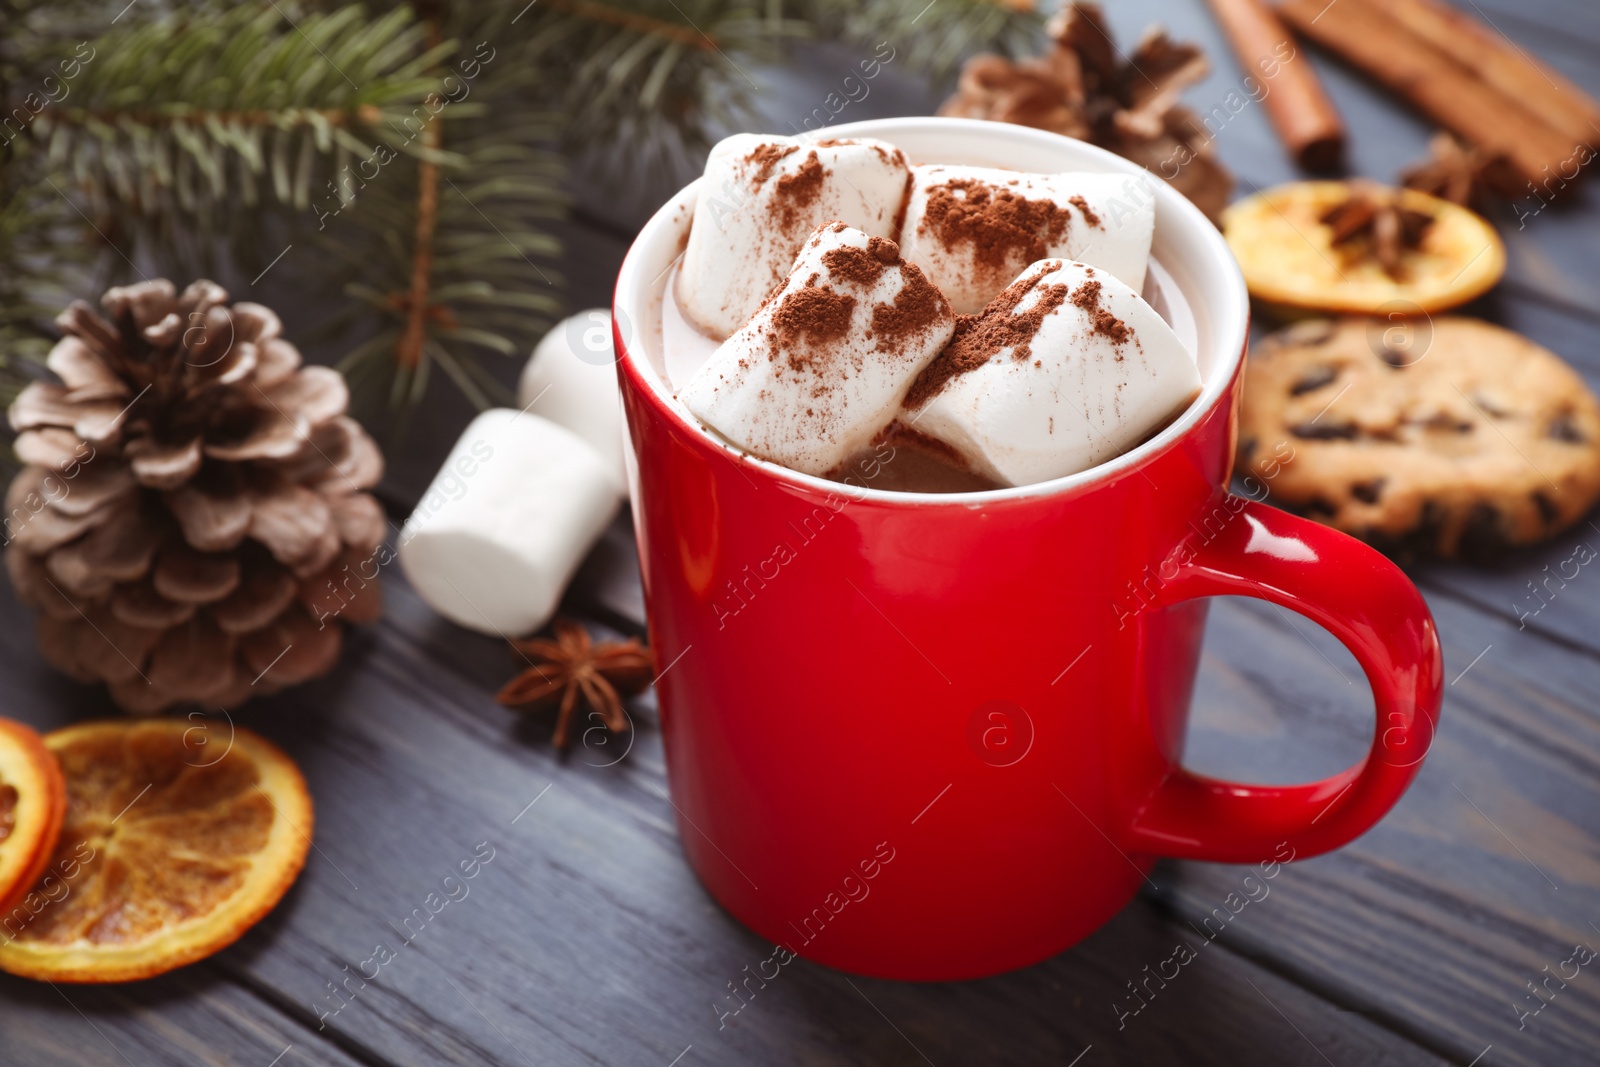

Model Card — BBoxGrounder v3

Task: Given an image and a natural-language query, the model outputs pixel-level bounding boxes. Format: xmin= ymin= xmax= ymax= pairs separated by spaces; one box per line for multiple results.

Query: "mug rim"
xmin=613 ymin=116 xmax=1250 ymax=507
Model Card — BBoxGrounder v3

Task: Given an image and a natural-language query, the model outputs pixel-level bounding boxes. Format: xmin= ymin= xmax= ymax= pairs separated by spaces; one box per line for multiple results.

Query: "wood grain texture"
xmin=512 ymin=512 xmax=1600 ymax=1065
xmin=1436 ymin=0 xmax=1600 ymax=49
xmin=2 ymin=3 xmax=1598 ymax=1064
xmin=0 ymin=968 xmax=371 ymax=1067
xmin=1169 ymin=589 xmax=1600 ymax=1067
xmin=0 ymin=575 xmax=1451 ymax=1067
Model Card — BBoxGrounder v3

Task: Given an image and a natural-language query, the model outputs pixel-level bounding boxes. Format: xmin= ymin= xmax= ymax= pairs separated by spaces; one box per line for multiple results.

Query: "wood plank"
xmin=0 ymin=575 xmax=1448 ymax=1065
xmin=1 ymin=11 xmax=1594 ymax=1066
xmin=557 ymin=487 xmax=1600 ymax=1064
xmin=1165 ymin=587 xmax=1600 ymax=1067
xmin=1452 ymin=0 xmax=1600 ymax=50
xmin=0 ymin=968 xmax=374 ymax=1067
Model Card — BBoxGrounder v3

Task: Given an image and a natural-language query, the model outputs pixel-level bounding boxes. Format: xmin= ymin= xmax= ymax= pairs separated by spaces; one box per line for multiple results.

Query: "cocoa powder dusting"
xmin=870 ymin=260 xmax=950 ymax=353
xmin=774 ymin=151 xmax=826 ymax=229
xmin=904 ymin=271 xmax=1071 ymax=408
xmin=919 ymin=178 xmax=1075 ymax=285
xmin=769 ymin=283 xmax=856 ymax=372
xmin=744 ymin=142 xmax=797 ymax=186
xmin=1093 ymin=308 xmax=1130 ymax=345
xmin=819 ymin=236 xmax=898 ymax=287
xmin=1070 ymin=280 xmax=1132 ymax=347
xmin=1068 ymin=195 xmax=1101 ymax=227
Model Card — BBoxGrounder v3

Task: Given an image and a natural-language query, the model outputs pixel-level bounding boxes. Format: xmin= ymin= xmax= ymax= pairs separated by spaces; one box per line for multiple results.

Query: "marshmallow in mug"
xmin=518 ymin=309 xmax=629 ymax=490
xmin=903 ymin=259 xmax=1200 ymax=487
xmin=399 ymin=409 xmax=621 ymax=636
xmin=676 ymin=133 xmax=912 ymax=339
xmin=897 ymin=165 xmax=1154 ymax=315
xmin=678 ymin=221 xmax=954 ymax=478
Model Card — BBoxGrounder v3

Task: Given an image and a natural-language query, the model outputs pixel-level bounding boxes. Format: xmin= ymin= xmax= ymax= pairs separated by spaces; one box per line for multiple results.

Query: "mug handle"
xmin=1125 ymin=496 xmax=1444 ymax=864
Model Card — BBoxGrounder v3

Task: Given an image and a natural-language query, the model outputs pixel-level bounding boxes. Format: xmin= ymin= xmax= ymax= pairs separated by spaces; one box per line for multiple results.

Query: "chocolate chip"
xmin=1284 ymin=319 xmax=1337 ymax=346
xmin=1350 ymin=478 xmax=1386 ymax=504
xmin=1368 ymin=500 xmax=1447 ymax=561
xmin=1289 ymin=421 xmax=1358 ymax=440
xmin=1548 ymin=413 xmax=1587 ymax=444
xmin=1421 ymin=412 xmax=1475 ymax=433
xmin=1290 ymin=366 xmax=1340 ymax=396
xmin=1239 ymin=436 xmax=1258 ymax=462
xmin=1417 ymin=500 xmax=1446 ymax=550
xmin=1377 ymin=345 xmax=1416 ymax=368
xmin=1302 ymin=497 xmax=1338 ymax=518
xmin=1533 ymin=490 xmax=1560 ymax=526
xmin=1458 ymin=502 xmax=1510 ymax=562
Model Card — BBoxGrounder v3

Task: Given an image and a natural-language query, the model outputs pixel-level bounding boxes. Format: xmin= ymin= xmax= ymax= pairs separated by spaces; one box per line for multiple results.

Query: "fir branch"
xmin=518 ymin=0 xmax=807 ymax=178
xmin=396 ymin=14 xmax=445 ymax=375
xmin=797 ymin=0 xmax=1042 ymax=77
xmin=51 ymin=105 xmax=387 ymax=127
xmin=1 ymin=0 xmax=1045 ymax=426
xmin=317 ymin=91 xmax=565 ymax=421
xmin=543 ymin=0 xmax=719 ymax=50
xmin=26 ymin=4 xmax=450 ymax=268
xmin=0 ymin=178 xmax=77 ymax=403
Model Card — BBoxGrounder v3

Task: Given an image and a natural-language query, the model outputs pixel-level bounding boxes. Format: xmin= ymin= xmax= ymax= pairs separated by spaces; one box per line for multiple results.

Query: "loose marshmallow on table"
xmin=399 ymin=409 xmax=620 ymax=636
xmin=518 ymin=309 xmax=628 ymax=491
xmin=903 ymin=259 xmax=1200 ymax=487
xmin=677 ymin=133 xmax=912 ymax=339
xmin=897 ymin=165 xmax=1154 ymax=315
xmin=678 ymin=222 xmax=955 ymax=478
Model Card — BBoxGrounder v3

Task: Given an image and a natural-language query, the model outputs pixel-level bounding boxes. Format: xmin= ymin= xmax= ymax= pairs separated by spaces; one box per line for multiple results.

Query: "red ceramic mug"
xmin=613 ymin=117 xmax=1443 ymax=981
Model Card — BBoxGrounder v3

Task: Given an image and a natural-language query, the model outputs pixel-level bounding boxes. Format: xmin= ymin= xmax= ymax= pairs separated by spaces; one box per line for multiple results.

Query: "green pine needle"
xmin=0 ymin=0 xmax=1041 ymax=425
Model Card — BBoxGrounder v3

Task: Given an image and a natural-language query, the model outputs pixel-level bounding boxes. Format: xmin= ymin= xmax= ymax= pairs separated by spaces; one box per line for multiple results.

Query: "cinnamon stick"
xmin=1279 ymin=0 xmax=1584 ymax=187
xmin=1381 ymin=0 xmax=1600 ymax=150
xmin=1205 ymin=0 xmax=1345 ymax=170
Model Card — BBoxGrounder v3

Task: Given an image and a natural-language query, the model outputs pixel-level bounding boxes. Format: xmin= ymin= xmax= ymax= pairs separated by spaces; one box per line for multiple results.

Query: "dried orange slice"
xmin=1224 ymin=180 xmax=1505 ymax=315
xmin=0 ymin=719 xmax=66 ymax=917
xmin=0 ymin=719 xmax=311 ymax=983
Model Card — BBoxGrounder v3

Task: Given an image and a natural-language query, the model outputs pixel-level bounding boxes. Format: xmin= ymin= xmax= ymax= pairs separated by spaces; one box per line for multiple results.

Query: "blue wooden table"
xmin=4 ymin=2 xmax=1599 ymax=1064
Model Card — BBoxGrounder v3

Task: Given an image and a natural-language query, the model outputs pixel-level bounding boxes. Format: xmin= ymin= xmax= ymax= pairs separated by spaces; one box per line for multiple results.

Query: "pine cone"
xmin=939 ymin=2 xmax=1235 ymax=223
xmin=5 ymin=279 xmax=386 ymax=714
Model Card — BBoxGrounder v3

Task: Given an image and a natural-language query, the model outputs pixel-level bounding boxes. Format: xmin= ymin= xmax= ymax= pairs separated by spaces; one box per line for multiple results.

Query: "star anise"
xmin=496 ymin=619 xmax=653 ymax=751
xmin=1318 ymin=183 xmax=1436 ymax=279
xmin=1401 ymin=133 xmax=1520 ymax=211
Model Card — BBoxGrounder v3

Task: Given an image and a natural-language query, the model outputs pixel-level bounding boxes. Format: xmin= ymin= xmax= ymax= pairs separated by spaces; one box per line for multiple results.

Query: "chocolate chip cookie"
xmin=1236 ymin=317 xmax=1600 ymax=560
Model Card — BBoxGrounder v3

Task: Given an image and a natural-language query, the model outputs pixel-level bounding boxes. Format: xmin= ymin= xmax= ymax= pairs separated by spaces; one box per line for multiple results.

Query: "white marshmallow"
xmin=399 ymin=410 xmax=620 ymax=636
xmin=518 ymin=309 xmax=628 ymax=492
xmin=897 ymin=165 xmax=1154 ymax=315
xmin=677 ymin=134 xmax=911 ymax=339
xmin=678 ymin=222 xmax=954 ymax=478
xmin=905 ymin=259 xmax=1200 ymax=486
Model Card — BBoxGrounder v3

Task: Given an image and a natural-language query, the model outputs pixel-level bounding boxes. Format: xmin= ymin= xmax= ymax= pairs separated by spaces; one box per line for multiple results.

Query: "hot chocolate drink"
xmin=661 ymin=133 xmax=1202 ymax=493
